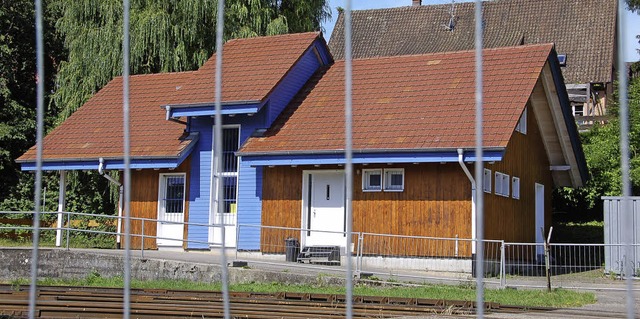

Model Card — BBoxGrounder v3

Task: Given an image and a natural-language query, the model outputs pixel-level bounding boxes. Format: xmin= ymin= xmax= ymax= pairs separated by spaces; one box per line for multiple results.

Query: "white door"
xmin=303 ymin=171 xmax=346 ymax=248
xmin=212 ymin=176 xmax=238 ymax=247
xmin=157 ymin=174 xmax=186 ymax=247
xmin=535 ymin=183 xmax=545 ymax=257
xmin=210 ymin=126 xmax=240 ymax=248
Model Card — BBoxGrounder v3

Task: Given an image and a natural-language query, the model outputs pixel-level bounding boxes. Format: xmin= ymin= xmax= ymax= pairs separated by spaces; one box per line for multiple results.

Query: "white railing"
xmin=2 ymin=212 xmax=638 ymax=290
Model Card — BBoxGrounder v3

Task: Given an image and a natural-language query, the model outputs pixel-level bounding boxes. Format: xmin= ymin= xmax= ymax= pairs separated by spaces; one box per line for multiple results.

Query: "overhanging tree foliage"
xmin=53 ymin=0 xmax=330 ymax=120
xmin=0 ymin=0 xmax=65 ymax=203
xmin=554 ymin=73 xmax=640 ymax=219
xmin=1 ymin=0 xmax=330 ymax=216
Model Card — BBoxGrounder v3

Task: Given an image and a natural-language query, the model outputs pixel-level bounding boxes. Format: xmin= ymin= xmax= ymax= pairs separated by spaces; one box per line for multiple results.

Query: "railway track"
xmin=0 ymin=285 xmax=552 ymax=318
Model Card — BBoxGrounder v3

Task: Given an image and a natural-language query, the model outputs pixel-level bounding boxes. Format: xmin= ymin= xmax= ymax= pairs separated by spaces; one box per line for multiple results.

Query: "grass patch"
xmin=0 ymin=231 xmax=116 ymax=249
xmin=6 ymin=274 xmax=595 ymax=308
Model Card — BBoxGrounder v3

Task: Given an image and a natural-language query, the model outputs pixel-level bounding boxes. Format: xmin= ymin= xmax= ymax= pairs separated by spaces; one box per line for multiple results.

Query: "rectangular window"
xmin=217 ymin=126 xmax=240 ymax=213
xmin=495 ymin=172 xmax=510 ymax=197
xmin=515 ymin=107 xmax=527 ymax=134
xmin=384 ymin=168 xmax=404 ymax=192
xmin=161 ymin=174 xmax=186 ymax=214
xmin=483 ymin=168 xmax=492 ymax=193
xmin=512 ymin=176 xmax=520 ymax=199
xmin=362 ymin=169 xmax=382 ymax=191
xmin=222 ymin=127 xmax=240 ymax=173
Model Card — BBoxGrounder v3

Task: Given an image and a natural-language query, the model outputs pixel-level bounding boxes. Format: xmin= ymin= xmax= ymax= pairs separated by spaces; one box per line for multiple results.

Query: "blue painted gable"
xmin=185 ymin=37 xmax=333 ymax=250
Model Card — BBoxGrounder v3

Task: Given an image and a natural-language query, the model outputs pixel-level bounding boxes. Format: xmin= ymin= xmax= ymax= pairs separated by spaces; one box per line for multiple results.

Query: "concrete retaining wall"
xmin=0 ymin=248 xmax=345 ymax=286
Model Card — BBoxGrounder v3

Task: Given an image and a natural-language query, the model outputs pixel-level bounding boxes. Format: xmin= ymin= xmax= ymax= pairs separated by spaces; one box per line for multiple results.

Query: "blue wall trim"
xmin=170 ymin=103 xmax=262 ymax=118
xmin=20 ymin=157 xmax=187 ymax=171
xmin=241 ymin=150 xmax=505 ymax=167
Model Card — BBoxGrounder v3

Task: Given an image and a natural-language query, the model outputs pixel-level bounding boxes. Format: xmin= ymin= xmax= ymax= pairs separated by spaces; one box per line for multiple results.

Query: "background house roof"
xmin=240 ymin=44 xmax=554 ymax=154
xmin=18 ymin=32 xmax=324 ymax=165
xmin=176 ymin=32 xmax=322 ymax=104
xmin=329 ymin=0 xmax=616 ymax=84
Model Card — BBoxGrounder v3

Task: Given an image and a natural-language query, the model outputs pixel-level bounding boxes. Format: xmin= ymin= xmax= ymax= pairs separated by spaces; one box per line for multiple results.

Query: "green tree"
xmin=2 ymin=0 xmax=329 ymax=216
xmin=554 ymin=74 xmax=640 ymax=219
xmin=0 ymin=0 xmax=66 ymax=202
xmin=53 ymin=0 xmax=330 ymax=120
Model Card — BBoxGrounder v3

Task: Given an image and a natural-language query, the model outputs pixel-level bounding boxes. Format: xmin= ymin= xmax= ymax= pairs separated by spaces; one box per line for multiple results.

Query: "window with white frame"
xmin=160 ymin=174 xmax=186 ymax=214
xmin=515 ymin=107 xmax=527 ymax=134
xmin=512 ymin=176 xmax=520 ymax=199
xmin=494 ymin=172 xmax=510 ymax=197
xmin=483 ymin=168 xmax=492 ymax=193
xmin=362 ymin=169 xmax=382 ymax=191
xmin=384 ymin=168 xmax=404 ymax=191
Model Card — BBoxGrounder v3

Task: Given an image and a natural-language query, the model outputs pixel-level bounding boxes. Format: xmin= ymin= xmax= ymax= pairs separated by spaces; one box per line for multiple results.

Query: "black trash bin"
xmin=285 ymin=237 xmax=300 ymax=262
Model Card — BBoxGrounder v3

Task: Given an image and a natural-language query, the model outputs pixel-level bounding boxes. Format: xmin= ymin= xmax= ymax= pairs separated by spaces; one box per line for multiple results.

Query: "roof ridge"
xmin=225 ymin=31 xmax=319 ymax=44
xmin=332 ymin=43 xmax=553 ymax=63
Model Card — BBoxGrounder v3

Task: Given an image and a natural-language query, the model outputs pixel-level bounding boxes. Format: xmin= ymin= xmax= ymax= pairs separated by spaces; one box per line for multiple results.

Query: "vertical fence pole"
xmin=141 ymin=220 xmax=144 ymax=259
xmin=56 ymin=171 xmax=66 ymax=247
xmin=500 ymin=241 xmax=506 ymax=288
xmin=473 ymin=0 xmax=485 ymax=316
xmin=617 ymin=1 xmax=635 ymax=317
xmin=121 ymin=0 xmax=132 ymax=318
xmin=28 ymin=0 xmax=45 ymax=314
xmin=66 ymin=212 xmax=70 ymax=250
xmin=455 ymin=234 xmax=459 ymax=257
xmin=235 ymin=222 xmax=240 ymax=260
xmin=343 ymin=1 xmax=354 ymax=318
xmin=213 ymin=1 xmax=230 ymax=318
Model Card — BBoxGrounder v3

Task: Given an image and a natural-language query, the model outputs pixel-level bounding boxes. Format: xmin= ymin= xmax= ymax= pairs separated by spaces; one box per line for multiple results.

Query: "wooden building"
xmin=17 ymin=32 xmax=333 ymax=250
xmin=239 ymin=44 xmax=587 ymax=257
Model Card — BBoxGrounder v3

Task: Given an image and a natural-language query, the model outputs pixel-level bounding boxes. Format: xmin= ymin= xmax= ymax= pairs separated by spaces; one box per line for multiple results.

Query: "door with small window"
xmin=303 ymin=170 xmax=346 ymax=248
xmin=211 ymin=126 xmax=240 ymax=247
xmin=157 ymin=173 xmax=186 ymax=247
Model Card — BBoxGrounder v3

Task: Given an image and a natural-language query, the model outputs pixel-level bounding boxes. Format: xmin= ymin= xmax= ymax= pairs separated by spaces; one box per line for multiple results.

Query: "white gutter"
xmin=457 ymin=149 xmax=476 ymax=254
xmin=98 ymin=158 xmax=124 ymax=248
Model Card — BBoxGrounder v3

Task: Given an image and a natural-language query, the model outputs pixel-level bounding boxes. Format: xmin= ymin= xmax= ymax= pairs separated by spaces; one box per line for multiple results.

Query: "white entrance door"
xmin=535 ymin=183 xmax=545 ymax=257
xmin=157 ymin=174 xmax=186 ymax=247
xmin=303 ymin=171 xmax=346 ymax=248
xmin=210 ymin=126 xmax=240 ymax=248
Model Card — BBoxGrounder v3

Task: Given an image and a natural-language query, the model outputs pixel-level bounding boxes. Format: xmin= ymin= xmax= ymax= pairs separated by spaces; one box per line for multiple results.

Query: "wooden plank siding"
xmin=128 ymin=157 xmax=191 ymax=250
xmin=485 ymin=101 xmax=553 ymax=260
xmin=260 ymin=100 xmax=554 ymax=259
xmin=261 ymin=164 xmax=473 ymax=256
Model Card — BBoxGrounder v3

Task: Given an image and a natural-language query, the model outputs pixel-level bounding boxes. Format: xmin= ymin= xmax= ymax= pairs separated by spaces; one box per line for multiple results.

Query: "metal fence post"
xmin=455 ymin=234 xmax=459 ymax=257
xmin=141 ymin=220 xmax=144 ymax=259
xmin=235 ymin=223 xmax=240 ymax=260
xmin=357 ymin=233 xmax=364 ymax=276
xmin=500 ymin=240 xmax=506 ymax=288
xmin=65 ymin=211 xmax=70 ymax=250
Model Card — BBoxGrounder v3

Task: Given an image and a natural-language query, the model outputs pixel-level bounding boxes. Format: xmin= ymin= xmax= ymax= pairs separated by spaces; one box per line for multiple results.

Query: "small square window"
xmin=384 ymin=168 xmax=404 ymax=192
xmin=362 ymin=169 xmax=382 ymax=191
xmin=512 ymin=176 xmax=520 ymax=199
xmin=483 ymin=169 xmax=492 ymax=193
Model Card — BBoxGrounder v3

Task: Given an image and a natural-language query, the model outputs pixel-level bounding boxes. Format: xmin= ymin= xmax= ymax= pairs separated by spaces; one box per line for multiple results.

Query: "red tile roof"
xmin=176 ymin=32 xmax=321 ymax=104
xmin=240 ymin=44 xmax=554 ymax=154
xmin=19 ymin=32 xmax=322 ymax=163
xmin=19 ymin=72 xmax=196 ymax=162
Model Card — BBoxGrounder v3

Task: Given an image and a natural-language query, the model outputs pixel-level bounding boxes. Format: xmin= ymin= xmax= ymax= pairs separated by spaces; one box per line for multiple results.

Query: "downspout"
xmin=457 ymin=149 xmax=476 ymax=255
xmin=98 ymin=158 xmax=124 ymax=249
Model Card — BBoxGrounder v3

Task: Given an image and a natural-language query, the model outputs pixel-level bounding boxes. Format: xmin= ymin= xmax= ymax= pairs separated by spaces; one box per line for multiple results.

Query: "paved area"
xmin=4 ymin=247 xmax=639 ymax=318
